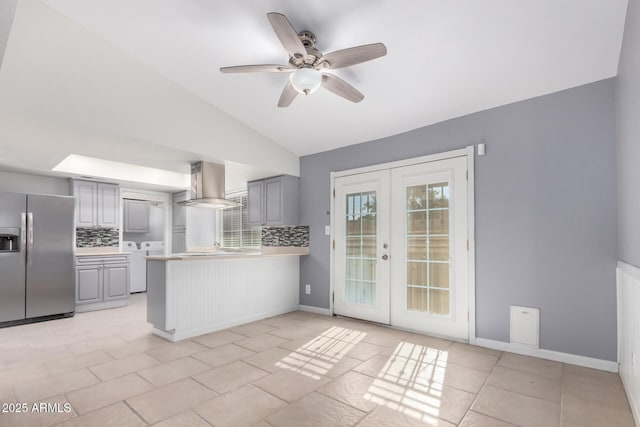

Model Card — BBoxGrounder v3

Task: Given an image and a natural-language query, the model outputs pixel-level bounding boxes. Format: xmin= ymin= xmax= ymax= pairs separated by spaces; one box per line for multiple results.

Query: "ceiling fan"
xmin=220 ymin=12 xmax=387 ymax=107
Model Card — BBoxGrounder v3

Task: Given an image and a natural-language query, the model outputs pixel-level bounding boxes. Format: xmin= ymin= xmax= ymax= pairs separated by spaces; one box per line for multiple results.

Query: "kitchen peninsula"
xmin=145 ymin=248 xmax=308 ymax=341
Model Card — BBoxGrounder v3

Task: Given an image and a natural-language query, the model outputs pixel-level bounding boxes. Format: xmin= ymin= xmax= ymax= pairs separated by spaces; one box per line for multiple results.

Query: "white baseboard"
xmin=298 ymin=305 xmax=332 ymax=316
xmin=475 ymin=338 xmax=618 ymax=373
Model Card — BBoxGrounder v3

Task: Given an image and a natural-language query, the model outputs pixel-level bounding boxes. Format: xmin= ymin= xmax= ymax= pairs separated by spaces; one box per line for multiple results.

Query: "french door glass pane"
xmin=429 ymin=263 xmax=449 ymax=289
xmin=407 ymin=212 xmax=427 ymax=234
xmin=428 ymin=236 xmax=449 ymax=261
xmin=407 ymin=286 xmax=428 ymax=312
xmin=405 ymin=183 xmax=451 ymax=315
xmin=407 ymin=237 xmax=427 ymax=260
xmin=345 ymin=191 xmax=376 ymax=305
xmin=407 ymin=262 xmax=427 ymax=285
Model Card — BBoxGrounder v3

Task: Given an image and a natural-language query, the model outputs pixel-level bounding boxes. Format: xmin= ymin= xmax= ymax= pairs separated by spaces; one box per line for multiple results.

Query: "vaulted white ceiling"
xmin=0 ymin=0 xmax=629 ymax=184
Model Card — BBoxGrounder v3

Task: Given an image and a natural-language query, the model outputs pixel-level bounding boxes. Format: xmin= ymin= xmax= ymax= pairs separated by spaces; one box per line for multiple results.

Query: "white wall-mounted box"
xmin=510 ymin=305 xmax=540 ymax=348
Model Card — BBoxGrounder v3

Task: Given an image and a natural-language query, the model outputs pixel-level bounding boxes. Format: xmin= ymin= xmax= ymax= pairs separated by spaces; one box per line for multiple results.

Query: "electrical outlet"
xmin=305 ymin=284 xmax=311 ymax=295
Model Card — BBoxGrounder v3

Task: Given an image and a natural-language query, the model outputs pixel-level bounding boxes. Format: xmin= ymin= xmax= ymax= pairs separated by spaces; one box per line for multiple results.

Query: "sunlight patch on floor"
xmin=276 ymin=326 xmax=366 ymax=379
xmin=365 ymin=341 xmax=449 ymax=425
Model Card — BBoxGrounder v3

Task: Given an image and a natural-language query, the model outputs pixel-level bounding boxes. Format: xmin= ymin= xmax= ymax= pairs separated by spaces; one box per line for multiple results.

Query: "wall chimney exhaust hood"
xmin=177 ymin=161 xmax=239 ymax=209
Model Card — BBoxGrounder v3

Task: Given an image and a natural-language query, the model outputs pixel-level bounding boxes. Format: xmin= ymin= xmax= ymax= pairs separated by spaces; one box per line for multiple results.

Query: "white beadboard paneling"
xmin=161 ymin=256 xmax=300 ymax=341
xmin=617 ymin=261 xmax=640 ymax=426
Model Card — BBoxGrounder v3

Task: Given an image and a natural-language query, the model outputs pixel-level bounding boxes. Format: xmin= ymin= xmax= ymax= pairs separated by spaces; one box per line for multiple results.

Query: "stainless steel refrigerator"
xmin=0 ymin=192 xmax=75 ymax=323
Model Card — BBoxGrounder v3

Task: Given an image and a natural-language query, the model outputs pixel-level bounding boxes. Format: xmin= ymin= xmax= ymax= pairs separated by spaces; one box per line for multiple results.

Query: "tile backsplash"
xmin=261 ymin=226 xmax=309 ymax=247
xmin=76 ymin=227 xmax=119 ymax=247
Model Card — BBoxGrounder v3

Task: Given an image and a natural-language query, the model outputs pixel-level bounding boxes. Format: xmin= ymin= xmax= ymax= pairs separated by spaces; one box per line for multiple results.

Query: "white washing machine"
xmin=123 ymin=241 xmax=147 ymax=293
xmin=126 ymin=241 xmax=164 ymax=293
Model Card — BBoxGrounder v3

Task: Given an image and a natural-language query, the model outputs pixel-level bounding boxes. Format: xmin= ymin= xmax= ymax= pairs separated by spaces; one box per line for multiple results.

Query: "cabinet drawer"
xmin=76 ymin=255 xmax=130 ymax=265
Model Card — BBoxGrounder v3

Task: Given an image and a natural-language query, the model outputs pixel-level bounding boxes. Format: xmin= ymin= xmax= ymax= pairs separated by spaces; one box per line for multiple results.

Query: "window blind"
xmin=221 ymin=192 xmax=261 ymax=248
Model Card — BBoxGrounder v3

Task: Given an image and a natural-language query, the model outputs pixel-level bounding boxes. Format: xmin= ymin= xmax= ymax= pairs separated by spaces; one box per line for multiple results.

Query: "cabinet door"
xmin=97 ymin=183 xmax=120 ymax=227
xmin=172 ymin=230 xmax=186 ymax=254
xmin=264 ymin=177 xmax=283 ymax=224
xmin=73 ymin=181 xmax=97 ymax=227
xmin=76 ymin=265 xmax=102 ymax=305
xmin=103 ymin=263 xmax=130 ymax=301
xmin=172 ymin=191 xmax=187 ymax=230
xmin=247 ymin=180 xmax=264 ymax=226
xmin=124 ymin=200 xmax=150 ymax=233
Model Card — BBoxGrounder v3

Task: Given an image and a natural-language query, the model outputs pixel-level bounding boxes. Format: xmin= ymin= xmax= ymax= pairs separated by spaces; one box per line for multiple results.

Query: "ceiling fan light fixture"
xmin=289 ymin=68 xmax=322 ymax=95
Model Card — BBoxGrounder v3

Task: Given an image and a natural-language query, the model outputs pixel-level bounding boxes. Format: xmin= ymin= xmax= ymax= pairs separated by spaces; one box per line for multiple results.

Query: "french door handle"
xmin=381 ymin=254 xmax=389 ymax=260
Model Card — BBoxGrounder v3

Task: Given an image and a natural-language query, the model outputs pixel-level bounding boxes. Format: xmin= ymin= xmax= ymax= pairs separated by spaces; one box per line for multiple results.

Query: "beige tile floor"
xmin=0 ymin=294 xmax=635 ymax=427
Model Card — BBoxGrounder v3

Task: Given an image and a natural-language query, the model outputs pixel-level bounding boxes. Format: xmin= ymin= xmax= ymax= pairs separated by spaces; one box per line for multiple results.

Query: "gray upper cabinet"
xmin=247 ymin=181 xmax=264 ymax=226
xmin=171 ymin=191 xmax=187 ymax=253
xmin=97 ymin=183 xmax=119 ymax=227
xmin=123 ymin=199 xmax=150 ymax=233
xmin=73 ymin=180 xmax=98 ymax=227
xmin=171 ymin=191 xmax=187 ymax=231
xmin=71 ymin=180 xmax=119 ymax=228
xmin=247 ymin=175 xmax=299 ymax=227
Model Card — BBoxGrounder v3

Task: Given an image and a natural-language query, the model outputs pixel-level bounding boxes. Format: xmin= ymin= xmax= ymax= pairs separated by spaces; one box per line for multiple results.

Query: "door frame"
xmin=329 ymin=146 xmax=477 ymax=344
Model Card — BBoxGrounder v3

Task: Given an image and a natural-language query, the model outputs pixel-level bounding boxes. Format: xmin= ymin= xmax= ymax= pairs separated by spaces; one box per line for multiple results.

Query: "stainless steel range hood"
xmin=177 ymin=161 xmax=239 ymax=209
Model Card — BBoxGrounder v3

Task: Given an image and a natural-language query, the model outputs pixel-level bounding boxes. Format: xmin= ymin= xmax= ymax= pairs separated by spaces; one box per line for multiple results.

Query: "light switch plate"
xmin=324 ymin=225 xmax=331 ymax=235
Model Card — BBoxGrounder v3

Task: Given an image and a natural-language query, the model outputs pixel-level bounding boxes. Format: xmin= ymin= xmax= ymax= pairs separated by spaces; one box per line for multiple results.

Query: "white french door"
xmin=333 ymin=155 xmax=469 ymax=340
xmin=390 ymin=157 xmax=468 ymax=339
xmin=333 ymin=170 xmax=390 ymax=324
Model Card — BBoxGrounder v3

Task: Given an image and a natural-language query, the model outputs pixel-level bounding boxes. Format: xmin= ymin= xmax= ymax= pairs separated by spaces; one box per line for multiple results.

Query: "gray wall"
xmin=0 ymin=169 xmax=70 ymax=195
xmin=616 ymin=0 xmax=640 ymax=268
xmin=300 ymin=79 xmax=618 ymax=361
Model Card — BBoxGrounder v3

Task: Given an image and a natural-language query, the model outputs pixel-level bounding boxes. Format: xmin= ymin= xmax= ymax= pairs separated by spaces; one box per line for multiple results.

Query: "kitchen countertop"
xmin=75 ymin=247 xmax=131 ymax=257
xmin=146 ymin=246 xmax=309 ymax=261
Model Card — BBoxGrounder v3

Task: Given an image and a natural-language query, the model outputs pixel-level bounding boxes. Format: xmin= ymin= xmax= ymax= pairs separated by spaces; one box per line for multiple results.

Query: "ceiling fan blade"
xmin=220 ymin=64 xmax=294 ymax=73
xmin=278 ymin=81 xmax=298 ymax=108
xmin=322 ymin=74 xmax=364 ymax=103
xmin=267 ymin=12 xmax=307 ymax=60
xmin=318 ymin=43 xmax=387 ymax=69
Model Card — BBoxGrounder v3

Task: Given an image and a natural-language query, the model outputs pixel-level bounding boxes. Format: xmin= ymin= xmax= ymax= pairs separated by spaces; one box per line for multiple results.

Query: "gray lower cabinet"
xmin=76 ymin=265 xmax=102 ymax=304
xmin=75 ymin=255 xmax=130 ymax=312
xmin=103 ymin=264 xmax=130 ymax=301
xmin=247 ymin=175 xmax=299 ymax=227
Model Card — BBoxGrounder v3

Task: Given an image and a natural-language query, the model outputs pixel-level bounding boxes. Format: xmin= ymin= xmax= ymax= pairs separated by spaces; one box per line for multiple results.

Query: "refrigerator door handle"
xmin=27 ymin=212 xmax=34 ymax=266
xmin=20 ymin=212 xmax=27 ymax=267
